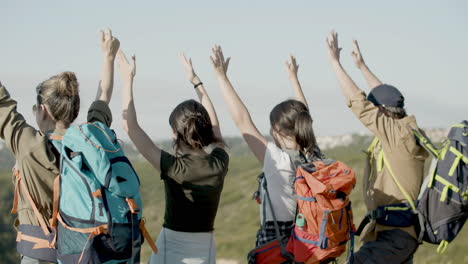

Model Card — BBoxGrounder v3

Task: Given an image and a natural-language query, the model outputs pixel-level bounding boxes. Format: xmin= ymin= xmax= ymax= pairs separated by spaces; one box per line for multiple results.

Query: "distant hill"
xmin=1 ymin=128 xmax=466 ymax=264
xmin=0 ymin=128 xmax=449 ymax=170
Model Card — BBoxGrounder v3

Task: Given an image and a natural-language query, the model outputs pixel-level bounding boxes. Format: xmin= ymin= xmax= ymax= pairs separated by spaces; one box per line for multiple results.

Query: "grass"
xmin=1 ymin=138 xmax=467 ymax=263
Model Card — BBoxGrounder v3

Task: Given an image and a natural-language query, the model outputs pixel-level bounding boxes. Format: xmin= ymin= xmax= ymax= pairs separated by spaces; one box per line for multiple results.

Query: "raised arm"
xmin=210 ymin=45 xmax=268 ymax=164
xmin=95 ymin=28 xmax=120 ymax=104
xmin=179 ymin=52 xmax=223 ymax=144
xmin=285 ymin=54 xmax=308 ymax=109
xmin=326 ymin=31 xmax=362 ymax=100
xmin=117 ymin=50 xmax=162 ymax=171
xmin=351 ymin=40 xmax=383 ymax=89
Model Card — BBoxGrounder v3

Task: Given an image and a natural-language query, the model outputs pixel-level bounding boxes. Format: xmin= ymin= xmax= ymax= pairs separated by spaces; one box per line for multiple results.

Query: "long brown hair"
xmin=169 ymin=99 xmax=223 ymax=154
xmin=269 ymin=99 xmax=318 ymax=156
xmin=37 ymin=71 xmax=80 ymax=126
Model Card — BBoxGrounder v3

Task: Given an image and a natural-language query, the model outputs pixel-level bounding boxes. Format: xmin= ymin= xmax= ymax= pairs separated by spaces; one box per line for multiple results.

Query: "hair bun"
xmin=56 ymin=71 xmax=79 ymax=97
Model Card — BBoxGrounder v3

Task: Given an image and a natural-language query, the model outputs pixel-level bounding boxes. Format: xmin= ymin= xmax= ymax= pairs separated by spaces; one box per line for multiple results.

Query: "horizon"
xmin=1 ymin=1 xmax=467 ymax=141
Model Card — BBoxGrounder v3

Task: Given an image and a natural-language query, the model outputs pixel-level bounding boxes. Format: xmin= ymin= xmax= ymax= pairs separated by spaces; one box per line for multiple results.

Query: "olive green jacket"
xmin=348 ymin=91 xmax=428 ymax=241
xmin=0 ymin=84 xmax=112 ymax=229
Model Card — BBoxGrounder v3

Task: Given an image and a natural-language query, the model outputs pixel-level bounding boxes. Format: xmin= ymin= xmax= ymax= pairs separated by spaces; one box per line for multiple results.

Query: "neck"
xmin=275 ymin=136 xmax=299 ymax=150
xmin=55 ymin=121 xmax=68 ymax=130
xmin=175 ymin=143 xmax=206 ymax=156
xmin=44 ymin=120 xmax=68 ymax=132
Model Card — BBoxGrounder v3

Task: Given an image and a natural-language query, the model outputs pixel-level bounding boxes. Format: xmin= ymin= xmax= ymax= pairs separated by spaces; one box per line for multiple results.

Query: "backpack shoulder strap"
xmin=412 ymin=129 xmax=439 ymax=158
xmin=381 ymin=151 xmax=417 ymax=211
xmin=11 ymin=168 xmax=51 ymax=236
xmin=368 ymin=137 xmax=417 ymax=211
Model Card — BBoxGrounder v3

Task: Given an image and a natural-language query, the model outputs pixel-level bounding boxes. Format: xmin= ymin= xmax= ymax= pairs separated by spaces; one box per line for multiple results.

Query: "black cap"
xmin=367 ymin=84 xmax=405 ymax=108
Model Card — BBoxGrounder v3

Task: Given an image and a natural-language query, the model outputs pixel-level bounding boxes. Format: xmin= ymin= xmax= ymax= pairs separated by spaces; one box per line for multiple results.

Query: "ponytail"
xmin=37 ymin=71 xmax=80 ymax=126
xmin=270 ymin=99 xmax=318 ymax=156
xmin=294 ymin=111 xmax=317 ymax=155
xmin=169 ymin=100 xmax=224 ymax=154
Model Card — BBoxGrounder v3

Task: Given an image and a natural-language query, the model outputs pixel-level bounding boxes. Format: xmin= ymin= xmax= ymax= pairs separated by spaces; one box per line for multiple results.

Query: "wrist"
xmin=330 ymin=59 xmax=342 ymax=67
xmin=191 ymin=76 xmax=201 ymax=85
xmin=358 ymin=63 xmax=368 ymax=71
xmin=216 ymin=73 xmax=229 ymax=82
xmin=103 ymin=54 xmax=116 ymax=62
xmin=124 ymin=76 xmax=134 ymax=84
xmin=288 ymin=75 xmax=299 ymax=82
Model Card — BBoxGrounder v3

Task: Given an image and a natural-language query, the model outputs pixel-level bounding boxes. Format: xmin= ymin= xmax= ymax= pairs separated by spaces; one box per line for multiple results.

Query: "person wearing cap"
xmin=326 ymin=31 xmax=428 ymax=263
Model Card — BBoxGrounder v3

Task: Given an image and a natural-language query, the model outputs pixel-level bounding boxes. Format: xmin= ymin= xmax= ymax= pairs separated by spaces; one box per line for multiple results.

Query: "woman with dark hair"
xmin=117 ymin=50 xmax=229 ymax=264
xmin=210 ymin=45 xmax=320 ymax=247
xmin=0 ymin=28 xmax=119 ymax=264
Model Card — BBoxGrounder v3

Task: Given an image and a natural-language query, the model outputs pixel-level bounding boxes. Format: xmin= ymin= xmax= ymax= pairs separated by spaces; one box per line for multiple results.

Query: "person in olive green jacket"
xmin=326 ymin=31 xmax=428 ymax=264
xmin=0 ymin=28 xmax=120 ymax=264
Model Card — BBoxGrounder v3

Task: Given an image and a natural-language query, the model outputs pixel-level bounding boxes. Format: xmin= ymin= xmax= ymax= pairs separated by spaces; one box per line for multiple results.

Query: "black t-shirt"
xmin=160 ymin=147 xmax=229 ymax=232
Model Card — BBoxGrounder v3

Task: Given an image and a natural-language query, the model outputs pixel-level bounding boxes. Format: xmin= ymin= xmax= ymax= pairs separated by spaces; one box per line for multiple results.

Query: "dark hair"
xmin=37 ymin=71 xmax=80 ymax=126
xmin=378 ymin=105 xmax=407 ymax=119
xmin=269 ymin=99 xmax=318 ymax=156
xmin=169 ymin=99 xmax=223 ymax=153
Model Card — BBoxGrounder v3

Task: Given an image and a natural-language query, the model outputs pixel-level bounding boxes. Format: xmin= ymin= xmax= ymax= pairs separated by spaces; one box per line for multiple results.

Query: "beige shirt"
xmin=0 ymin=85 xmax=112 ymax=228
xmin=348 ymin=91 xmax=428 ymax=241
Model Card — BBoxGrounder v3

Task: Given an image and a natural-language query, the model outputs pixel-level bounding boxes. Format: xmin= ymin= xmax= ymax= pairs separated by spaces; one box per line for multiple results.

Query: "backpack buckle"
xmin=367 ymin=209 xmax=383 ymax=220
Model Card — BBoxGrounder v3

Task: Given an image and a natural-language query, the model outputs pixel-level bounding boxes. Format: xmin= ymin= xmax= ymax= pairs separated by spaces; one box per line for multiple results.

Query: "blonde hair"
xmin=37 ymin=71 xmax=80 ymax=126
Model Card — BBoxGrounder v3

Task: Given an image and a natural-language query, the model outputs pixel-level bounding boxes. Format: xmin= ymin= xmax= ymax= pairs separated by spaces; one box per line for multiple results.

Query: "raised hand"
xmin=210 ymin=45 xmax=230 ymax=77
xmin=285 ymin=54 xmax=299 ymax=80
xmin=179 ymin=52 xmax=199 ymax=84
xmin=351 ymin=40 xmax=365 ymax=69
xmin=99 ymin=28 xmax=120 ymax=59
xmin=326 ymin=31 xmax=342 ymax=62
xmin=116 ymin=50 xmax=136 ymax=83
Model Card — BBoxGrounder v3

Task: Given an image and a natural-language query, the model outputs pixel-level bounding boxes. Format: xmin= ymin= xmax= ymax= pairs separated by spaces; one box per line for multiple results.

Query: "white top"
xmin=260 ymin=142 xmax=297 ymax=223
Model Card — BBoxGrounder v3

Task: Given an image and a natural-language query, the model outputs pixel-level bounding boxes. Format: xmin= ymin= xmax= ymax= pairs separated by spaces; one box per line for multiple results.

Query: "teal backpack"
xmin=49 ymin=122 xmax=157 ymax=264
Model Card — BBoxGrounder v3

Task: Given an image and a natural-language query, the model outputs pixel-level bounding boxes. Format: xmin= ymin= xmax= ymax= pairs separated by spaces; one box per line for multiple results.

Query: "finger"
xmin=225 ymin=57 xmax=231 ymax=71
xmin=179 ymin=52 xmax=186 ymax=64
xmin=118 ymin=49 xmax=129 ymax=63
xmin=99 ymin=30 xmax=105 ymax=43
xmin=209 ymin=56 xmax=216 ymax=67
xmin=353 ymin=40 xmax=360 ymax=52
xmin=105 ymin=28 xmax=112 ymax=40
xmin=189 ymin=58 xmax=192 ymax=67
xmin=218 ymin=46 xmax=225 ymax=61
xmin=132 ymin=54 xmax=136 ymax=66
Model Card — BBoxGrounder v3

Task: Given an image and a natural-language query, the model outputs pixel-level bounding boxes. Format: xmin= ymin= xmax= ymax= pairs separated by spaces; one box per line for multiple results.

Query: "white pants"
xmin=148 ymin=227 xmax=216 ymax=264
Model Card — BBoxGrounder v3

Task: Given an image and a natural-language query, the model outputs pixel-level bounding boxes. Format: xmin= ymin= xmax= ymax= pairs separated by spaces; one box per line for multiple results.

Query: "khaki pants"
xmin=352 ymin=229 xmax=418 ymax=264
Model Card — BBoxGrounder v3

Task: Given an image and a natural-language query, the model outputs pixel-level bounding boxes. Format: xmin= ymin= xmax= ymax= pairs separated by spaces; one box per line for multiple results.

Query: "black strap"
xmin=262 ymin=174 xmax=282 ymax=239
xmin=355 ymin=216 xmax=370 ymax=237
xmin=262 ymin=174 xmax=296 ymax=262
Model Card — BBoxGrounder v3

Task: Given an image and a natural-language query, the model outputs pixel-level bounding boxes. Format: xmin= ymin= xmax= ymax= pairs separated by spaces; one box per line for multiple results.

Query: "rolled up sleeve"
xmin=347 ymin=91 xmax=395 ymax=143
xmin=87 ymin=100 xmax=112 ymax=127
xmin=0 ymin=85 xmax=43 ymax=158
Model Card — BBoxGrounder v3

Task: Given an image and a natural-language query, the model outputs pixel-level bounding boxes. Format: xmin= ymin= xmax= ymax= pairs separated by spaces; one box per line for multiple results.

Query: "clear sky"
xmin=1 ymin=1 xmax=467 ymax=140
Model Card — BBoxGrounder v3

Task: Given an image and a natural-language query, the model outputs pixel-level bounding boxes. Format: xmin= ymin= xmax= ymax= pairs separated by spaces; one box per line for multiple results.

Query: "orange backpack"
xmin=286 ymin=159 xmax=356 ymax=264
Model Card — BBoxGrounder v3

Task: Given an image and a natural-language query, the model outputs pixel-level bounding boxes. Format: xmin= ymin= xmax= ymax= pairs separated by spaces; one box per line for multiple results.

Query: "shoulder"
xmin=209 ymin=147 xmax=229 ymax=161
xmin=263 ymin=142 xmax=293 ymax=171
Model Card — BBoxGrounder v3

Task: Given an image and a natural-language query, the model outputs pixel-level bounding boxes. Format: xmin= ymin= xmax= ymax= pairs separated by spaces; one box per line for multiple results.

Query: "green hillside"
xmin=0 ymin=137 xmax=467 ymax=263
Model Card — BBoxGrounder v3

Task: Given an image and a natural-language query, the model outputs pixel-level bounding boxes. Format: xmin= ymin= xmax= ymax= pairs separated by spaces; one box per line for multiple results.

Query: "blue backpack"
xmin=49 ymin=122 xmax=157 ymax=263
